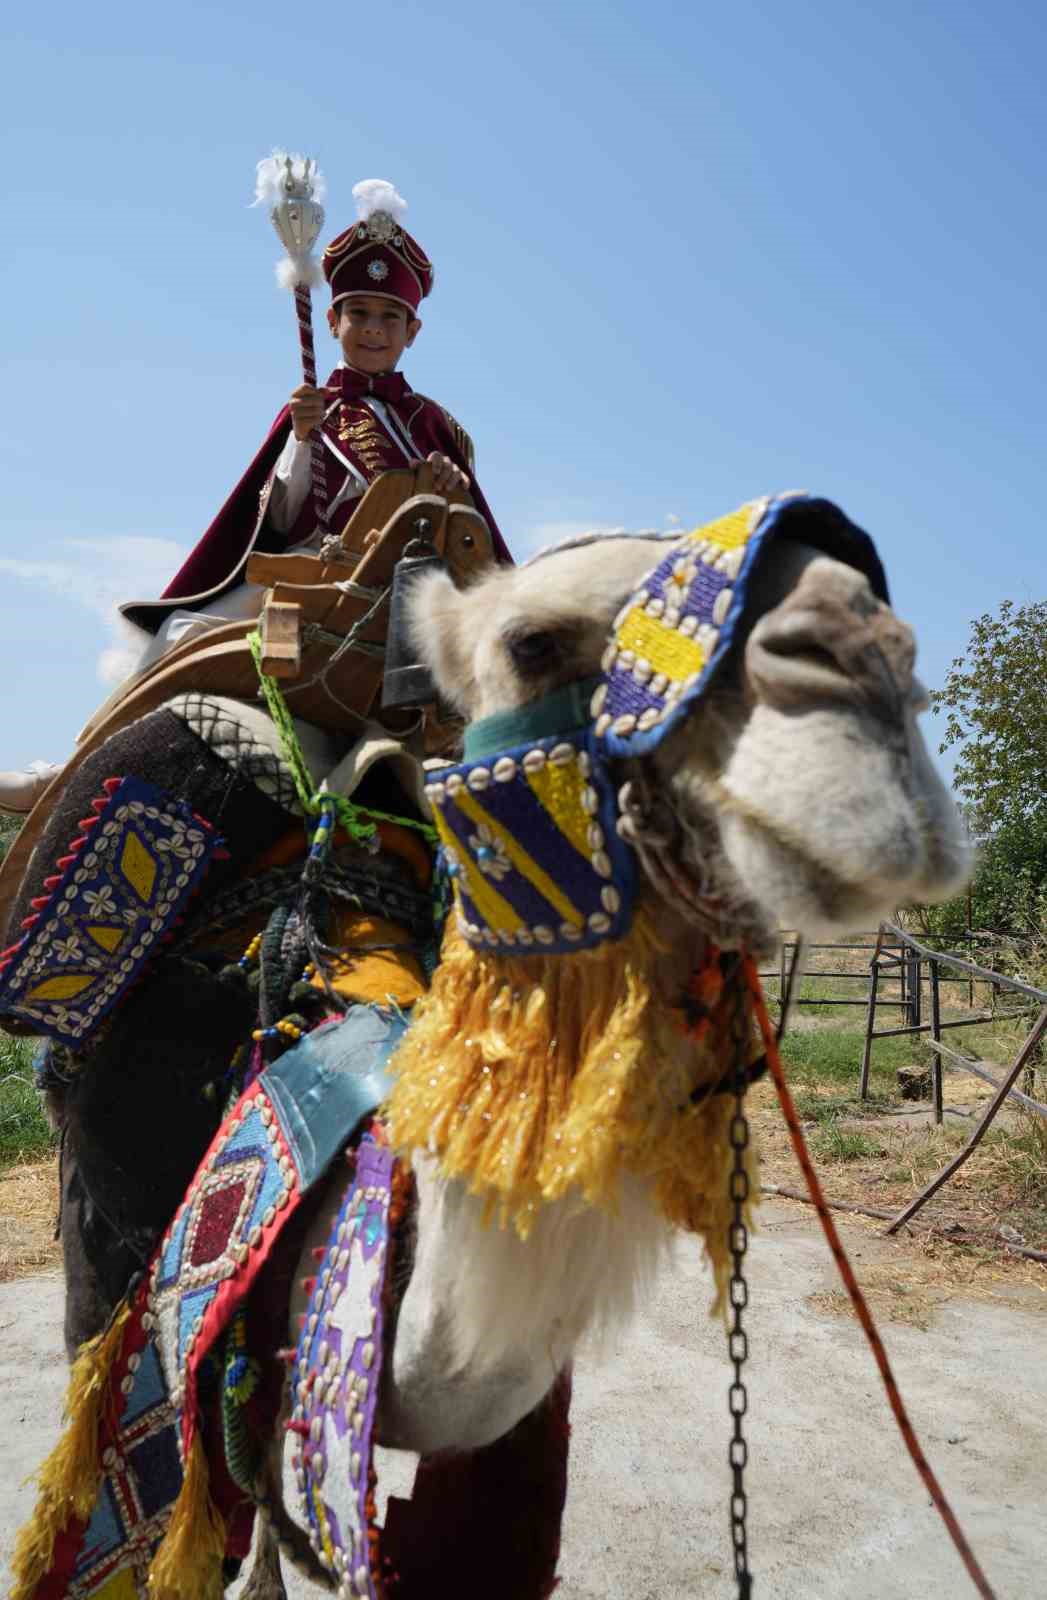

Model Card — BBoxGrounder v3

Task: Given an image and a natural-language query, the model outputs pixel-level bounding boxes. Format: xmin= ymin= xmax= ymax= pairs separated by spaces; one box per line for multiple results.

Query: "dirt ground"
xmin=0 ymin=1161 xmax=60 ymax=1283
xmin=2 ymin=1189 xmax=1044 ymax=1600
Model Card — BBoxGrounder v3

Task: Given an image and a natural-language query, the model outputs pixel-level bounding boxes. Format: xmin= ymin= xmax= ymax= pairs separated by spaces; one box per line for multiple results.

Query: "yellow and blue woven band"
xmin=592 ymin=492 xmax=888 ymax=758
xmin=425 ymin=727 xmax=636 ymax=955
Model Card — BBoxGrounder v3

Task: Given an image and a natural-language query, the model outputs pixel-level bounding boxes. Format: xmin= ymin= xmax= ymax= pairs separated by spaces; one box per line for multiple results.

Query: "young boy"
xmin=0 ymin=180 xmax=510 ymax=814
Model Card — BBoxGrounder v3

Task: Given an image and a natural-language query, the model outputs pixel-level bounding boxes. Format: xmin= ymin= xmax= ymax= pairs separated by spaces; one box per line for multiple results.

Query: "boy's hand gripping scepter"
xmin=254 ymin=151 xmax=329 ymax=533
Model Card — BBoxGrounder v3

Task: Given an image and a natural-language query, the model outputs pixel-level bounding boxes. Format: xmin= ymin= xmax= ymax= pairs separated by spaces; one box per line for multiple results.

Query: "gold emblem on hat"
xmin=359 ymin=210 xmax=402 ymax=246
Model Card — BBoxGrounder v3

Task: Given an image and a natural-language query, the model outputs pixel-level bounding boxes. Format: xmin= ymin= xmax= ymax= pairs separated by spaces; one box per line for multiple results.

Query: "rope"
xmin=246 ymin=630 xmax=437 ymax=846
xmin=744 ymin=955 xmax=998 ymax=1600
xmin=286 ymin=584 xmax=393 ymax=710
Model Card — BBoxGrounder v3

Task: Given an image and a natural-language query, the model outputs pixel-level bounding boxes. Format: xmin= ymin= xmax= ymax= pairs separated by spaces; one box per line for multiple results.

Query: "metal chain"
xmin=726 ymin=965 xmax=754 ymax=1598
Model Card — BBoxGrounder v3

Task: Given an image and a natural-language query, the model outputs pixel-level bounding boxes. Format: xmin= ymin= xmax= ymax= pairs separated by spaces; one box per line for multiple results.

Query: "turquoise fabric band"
xmin=463 ymin=677 xmax=601 ymax=760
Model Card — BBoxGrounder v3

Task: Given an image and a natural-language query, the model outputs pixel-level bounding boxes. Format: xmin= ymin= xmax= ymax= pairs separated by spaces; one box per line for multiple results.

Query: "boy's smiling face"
xmin=327 ymin=294 xmax=421 ymax=374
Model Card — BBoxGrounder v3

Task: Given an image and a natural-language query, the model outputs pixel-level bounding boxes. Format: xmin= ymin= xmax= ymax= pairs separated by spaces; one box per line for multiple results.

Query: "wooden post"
xmin=930 ymin=959 xmax=943 ymax=1125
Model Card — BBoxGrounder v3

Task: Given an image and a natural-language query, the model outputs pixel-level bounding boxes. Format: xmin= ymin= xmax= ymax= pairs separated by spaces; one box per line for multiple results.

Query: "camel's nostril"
xmin=760 ymin=637 xmax=841 ymax=674
xmin=746 ymin=617 xmax=860 ymax=713
xmin=745 ymin=567 xmax=915 ymax=722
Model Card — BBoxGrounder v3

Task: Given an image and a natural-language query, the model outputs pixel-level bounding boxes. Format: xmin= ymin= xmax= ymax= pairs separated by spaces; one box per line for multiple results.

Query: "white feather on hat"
xmin=352 ymin=179 xmax=408 ymax=223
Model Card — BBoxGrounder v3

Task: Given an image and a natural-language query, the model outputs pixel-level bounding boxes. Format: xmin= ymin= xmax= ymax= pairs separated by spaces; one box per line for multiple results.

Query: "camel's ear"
xmin=406 ymin=568 xmax=478 ymax=713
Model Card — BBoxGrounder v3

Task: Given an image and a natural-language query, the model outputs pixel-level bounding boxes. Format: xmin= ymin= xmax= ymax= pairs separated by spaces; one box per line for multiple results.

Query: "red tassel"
xmin=300 ymin=1276 xmax=317 ymax=1298
xmin=68 ymin=837 xmax=88 ymax=855
xmin=90 ymin=797 xmax=108 ymax=814
xmin=0 ymin=941 xmax=23 ymax=961
xmin=311 ymin=1247 xmax=327 ymax=1264
xmin=56 ymin=855 xmax=76 ymax=871
xmin=29 ymin=896 xmax=50 ymax=912
xmin=103 ymin=777 xmax=123 ymax=795
xmin=77 ymin=816 xmax=100 ymax=832
xmin=275 ymin=1347 xmax=297 ymax=1365
xmin=19 ymin=915 xmax=39 ymax=931
xmin=297 ymin=1314 xmax=308 ymax=1330
xmin=213 ymin=846 xmax=232 ymax=861
xmin=43 ymin=875 xmax=62 ymax=891
xmin=285 ymin=1419 xmax=311 ymax=1438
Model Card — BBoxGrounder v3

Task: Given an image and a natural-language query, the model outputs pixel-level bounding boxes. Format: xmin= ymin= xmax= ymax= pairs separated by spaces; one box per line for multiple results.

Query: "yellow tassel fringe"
xmin=385 ymin=915 xmax=760 ymax=1308
xmin=10 ymin=1300 xmax=133 ymax=1600
xmin=147 ymin=1433 xmax=227 ymax=1600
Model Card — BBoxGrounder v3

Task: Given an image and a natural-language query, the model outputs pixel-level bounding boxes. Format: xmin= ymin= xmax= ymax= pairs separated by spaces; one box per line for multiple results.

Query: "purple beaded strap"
xmin=290 ymin=1135 xmax=394 ymax=1597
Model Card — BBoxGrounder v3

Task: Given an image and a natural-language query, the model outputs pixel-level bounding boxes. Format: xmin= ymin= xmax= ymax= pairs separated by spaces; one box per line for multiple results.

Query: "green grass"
xmin=0 ymin=1035 xmax=55 ymax=1170
xmin=812 ymin=1126 xmax=885 ymax=1162
xmin=791 ymin=1088 xmax=892 ymax=1126
xmin=779 ymin=1026 xmax=917 ymax=1094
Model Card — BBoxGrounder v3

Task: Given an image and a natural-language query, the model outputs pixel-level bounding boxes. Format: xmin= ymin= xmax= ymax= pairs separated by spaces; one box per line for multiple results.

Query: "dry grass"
xmin=756 ymin=932 xmax=1047 ymax=1324
xmin=800 ymin=1221 xmax=1047 ymax=1330
xmin=0 ymin=1157 xmax=60 ymax=1283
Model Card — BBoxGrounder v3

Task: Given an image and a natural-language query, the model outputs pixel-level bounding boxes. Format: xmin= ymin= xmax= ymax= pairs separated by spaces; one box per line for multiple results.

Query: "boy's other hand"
xmin=290 ymin=384 xmax=328 ymax=441
xmin=427 ymin=452 xmax=470 ymax=495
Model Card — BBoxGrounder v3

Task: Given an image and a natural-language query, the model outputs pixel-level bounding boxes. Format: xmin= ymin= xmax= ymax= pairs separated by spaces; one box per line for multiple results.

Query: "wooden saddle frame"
xmin=0 ymin=463 xmax=496 ymax=937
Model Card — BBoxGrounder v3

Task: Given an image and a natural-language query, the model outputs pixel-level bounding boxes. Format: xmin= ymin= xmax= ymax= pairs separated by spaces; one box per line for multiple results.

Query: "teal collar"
xmin=463 ymin=677 xmax=600 ymax=761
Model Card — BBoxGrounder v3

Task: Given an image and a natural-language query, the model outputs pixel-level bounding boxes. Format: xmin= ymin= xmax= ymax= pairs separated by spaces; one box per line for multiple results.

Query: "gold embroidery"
xmin=336 ymin=406 xmax=397 ymax=474
xmin=415 ymin=395 xmax=476 ymax=473
xmin=448 ymin=413 xmax=476 ymax=474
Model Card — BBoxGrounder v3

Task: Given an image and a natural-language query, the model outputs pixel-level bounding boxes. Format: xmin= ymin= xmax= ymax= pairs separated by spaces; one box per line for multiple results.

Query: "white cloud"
xmin=0 ymin=535 xmax=187 ymax=685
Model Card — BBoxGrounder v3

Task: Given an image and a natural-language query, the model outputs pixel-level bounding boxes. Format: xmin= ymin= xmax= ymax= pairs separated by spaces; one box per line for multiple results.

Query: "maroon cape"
xmin=121 ymin=371 xmax=510 ymax=634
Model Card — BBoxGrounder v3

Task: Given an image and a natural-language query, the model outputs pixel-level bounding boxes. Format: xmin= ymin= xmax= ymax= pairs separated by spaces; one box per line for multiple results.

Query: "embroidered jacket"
xmin=121 ymin=367 xmax=509 ymax=634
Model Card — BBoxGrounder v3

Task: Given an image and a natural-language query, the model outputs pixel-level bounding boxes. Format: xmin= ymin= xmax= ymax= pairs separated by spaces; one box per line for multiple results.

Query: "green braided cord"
xmin=247 ymin=630 xmax=437 ymax=844
xmin=221 ymin=1312 xmax=263 ymax=1495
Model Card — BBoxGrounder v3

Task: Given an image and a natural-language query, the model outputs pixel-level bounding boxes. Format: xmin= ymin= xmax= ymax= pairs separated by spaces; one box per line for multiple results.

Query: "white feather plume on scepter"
xmin=252 ymin=149 xmax=327 ymax=289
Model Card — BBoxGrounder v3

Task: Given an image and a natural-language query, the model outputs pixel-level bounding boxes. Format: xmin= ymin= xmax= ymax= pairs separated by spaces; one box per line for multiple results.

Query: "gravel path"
xmin=3 ymin=1202 xmax=1043 ymax=1599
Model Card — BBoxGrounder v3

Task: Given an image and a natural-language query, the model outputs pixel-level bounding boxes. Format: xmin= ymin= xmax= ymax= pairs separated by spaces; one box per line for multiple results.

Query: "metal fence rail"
xmin=859 ymin=922 xmax=1047 ymax=1127
xmin=761 ymin=933 xmax=979 ymax=1016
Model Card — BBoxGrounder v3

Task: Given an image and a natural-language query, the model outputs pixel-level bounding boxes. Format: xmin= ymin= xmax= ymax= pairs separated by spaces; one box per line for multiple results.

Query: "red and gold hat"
xmin=323 ymin=180 xmax=434 ymax=314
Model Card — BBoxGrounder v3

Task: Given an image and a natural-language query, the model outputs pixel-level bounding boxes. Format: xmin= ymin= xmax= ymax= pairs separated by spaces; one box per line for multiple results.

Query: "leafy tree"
xmin=933 ymin=600 xmax=1047 ymax=834
xmin=921 ymin=601 xmax=1047 ymax=933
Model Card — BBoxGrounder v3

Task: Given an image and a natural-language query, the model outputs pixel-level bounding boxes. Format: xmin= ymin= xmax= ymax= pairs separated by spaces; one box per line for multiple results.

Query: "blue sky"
xmin=2 ymin=0 xmax=1044 ymax=770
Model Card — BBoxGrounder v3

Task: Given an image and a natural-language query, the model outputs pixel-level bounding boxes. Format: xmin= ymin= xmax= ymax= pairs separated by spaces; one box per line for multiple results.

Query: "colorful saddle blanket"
xmin=13 ymin=1006 xmax=406 ymax=1600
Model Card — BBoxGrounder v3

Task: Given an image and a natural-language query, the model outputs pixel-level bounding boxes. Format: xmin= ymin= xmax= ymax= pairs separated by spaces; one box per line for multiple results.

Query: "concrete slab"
xmin=3 ymin=1203 xmax=1043 ymax=1599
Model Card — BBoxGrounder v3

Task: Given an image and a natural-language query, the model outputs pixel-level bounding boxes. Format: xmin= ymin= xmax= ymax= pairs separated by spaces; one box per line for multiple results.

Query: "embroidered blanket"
xmin=13 ymin=1007 xmax=406 ymax=1600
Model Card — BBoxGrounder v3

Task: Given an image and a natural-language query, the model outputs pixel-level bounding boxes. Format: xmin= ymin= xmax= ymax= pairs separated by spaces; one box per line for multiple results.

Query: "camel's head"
xmin=408 ymin=496 xmax=969 ymax=951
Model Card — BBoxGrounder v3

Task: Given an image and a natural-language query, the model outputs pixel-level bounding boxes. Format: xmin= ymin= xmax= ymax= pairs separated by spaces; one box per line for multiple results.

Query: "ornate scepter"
xmin=253 ymin=150 xmax=329 ymax=533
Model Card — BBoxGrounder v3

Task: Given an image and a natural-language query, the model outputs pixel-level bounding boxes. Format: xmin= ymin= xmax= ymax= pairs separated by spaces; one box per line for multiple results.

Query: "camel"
xmin=249 ymin=508 xmax=967 ymax=1589
xmin=15 ymin=497 xmax=968 ymax=1600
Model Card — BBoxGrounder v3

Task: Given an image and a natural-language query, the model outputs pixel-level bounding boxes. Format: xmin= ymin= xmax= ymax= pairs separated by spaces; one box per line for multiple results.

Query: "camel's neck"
xmin=379 ymin=1156 xmax=670 ymax=1455
xmin=376 ymin=915 xmax=729 ymax=1456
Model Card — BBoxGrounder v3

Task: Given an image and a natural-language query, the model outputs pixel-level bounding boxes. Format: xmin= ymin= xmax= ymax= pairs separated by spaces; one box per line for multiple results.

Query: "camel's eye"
xmin=506 ymin=629 xmax=565 ymax=675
